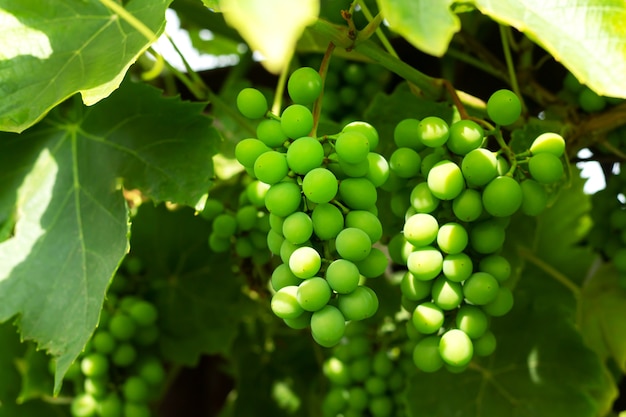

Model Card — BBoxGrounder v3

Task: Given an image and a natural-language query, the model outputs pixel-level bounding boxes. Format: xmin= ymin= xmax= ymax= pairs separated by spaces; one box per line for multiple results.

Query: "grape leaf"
xmin=128 ymin=204 xmax=254 ymax=366
xmin=217 ymin=0 xmax=320 ymax=73
xmin=473 ymin=0 xmax=626 ymax=98
xmin=0 ymin=0 xmax=171 ymax=133
xmin=578 ymin=261 xmax=626 ymax=373
xmin=0 ymin=80 xmax=218 ymax=393
xmin=376 ymin=0 xmax=460 ymax=57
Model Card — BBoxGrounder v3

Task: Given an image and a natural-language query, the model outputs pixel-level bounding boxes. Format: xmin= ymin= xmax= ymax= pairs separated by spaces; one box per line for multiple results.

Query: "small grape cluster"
xmin=53 ymin=261 xmax=166 ymax=417
xmin=202 ymin=179 xmax=272 ymax=265
xmin=234 ymin=67 xmax=390 ymax=348
xmin=385 ymin=90 xmax=567 ymax=371
xmin=562 ymin=72 xmax=624 ymax=113
xmin=321 ymin=323 xmax=413 ymax=417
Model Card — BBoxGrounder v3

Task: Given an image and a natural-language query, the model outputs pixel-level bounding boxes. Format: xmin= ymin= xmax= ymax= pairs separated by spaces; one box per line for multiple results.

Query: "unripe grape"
xmin=236 ymin=87 xmax=268 ymax=119
xmin=470 ymin=220 xmax=506 ymax=254
xmin=326 ymin=259 xmax=361 ymax=294
xmin=345 ymin=210 xmax=383 ymax=243
xmin=431 ymin=276 xmax=463 ymax=310
xmin=336 ymin=227 xmax=372 ymax=262
xmin=303 ymin=168 xmax=338 ymax=204
xmin=455 ymin=305 xmax=489 ymax=338
xmin=427 ymin=160 xmax=464 ymax=200
xmin=282 ymin=212 xmax=313 ymax=244
xmin=283 ymin=311 xmax=312 ymax=330
xmin=297 ymin=277 xmax=332 ymax=311
xmin=417 ymin=116 xmax=449 ymax=147
xmin=80 ymin=353 xmax=109 ymax=378
xmin=311 ymin=305 xmax=346 ymax=347
xmin=474 ymin=330 xmax=497 ymax=356
xmin=108 ymin=314 xmax=137 ymax=341
xmin=336 ymin=131 xmax=370 ymax=164
xmin=528 ymin=153 xmax=564 ymax=184
xmin=410 ymin=182 xmax=440 ymax=213
xmin=111 ymin=342 xmax=137 ymax=367
xmin=265 ymin=181 xmax=302 ymax=217
xmin=256 ymin=119 xmax=288 ymax=147
xmin=394 ymin=118 xmax=423 ymax=150
xmin=482 ymin=176 xmax=523 ymax=217
xmin=288 ymin=67 xmax=323 ymax=104
xmin=403 ymin=213 xmax=438 ymax=246
xmin=482 ymin=287 xmax=514 ymax=316
xmin=311 ymin=203 xmax=344 ymax=240
xmin=442 ymin=252 xmax=473 ymax=282
xmin=354 ymin=247 xmax=388 ymax=278
xmin=286 ymin=136 xmax=324 ymax=174
xmin=289 ymin=246 xmax=321 ymax=278
xmin=271 ymin=285 xmax=304 ymax=319
xmin=578 ymin=87 xmax=606 ymax=112
xmin=461 ymin=148 xmax=498 ymax=187
xmin=448 ymin=119 xmax=484 ymax=155
xmin=436 ymin=222 xmax=468 ymax=254
xmin=271 ymin=263 xmax=301 ymax=291
xmin=71 ymin=393 xmax=98 ymax=417
xmin=520 ymin=179 xmax=548 ymax=215
xmin=453 ymin=189 xmax=483 ymax=222
xmin=478 ymin=255 xmax=511 ymax=282
xmin=530 ymin=132 xmax=565 ymax=157
xmin=487 ymin=89 xmax=521 ymax=125
xmin=254 ymin=150 xmax=288 ymax=184
xmin=463 ymin=272 xmax=499 ymax=305
xmin=122 ymin=376 xmax=150 ymax=402
xmin=323 ymin=357 xmax=351 ymax=386
xmin=439 ymin=329 xmax=473 ymax=366
xmin=407 ymin=246 xmax=443 ymax=281
xmin=366 ymin=152 xmax=390 ymax=187
xmin=339 ymin=178 xmax=378 ymax=210
xmin=337 ymin=286 xmax=378 ymax=321
xmin=343 ymin=121 xmax=380 ymax=151
xmin=401 ymin=271 xmax=433 ymax=300
xmin=390 ymin=147 xmax=421 ymax=178
xmin=412 ymin=336 xmax=444 ymax=372
xmin=281 ymin=104 xmax=313 ymax=138
xmin=235 ymin=205 xmax=259 ymax=231
xmin=129 ymin=300 xmax=158 ymax=326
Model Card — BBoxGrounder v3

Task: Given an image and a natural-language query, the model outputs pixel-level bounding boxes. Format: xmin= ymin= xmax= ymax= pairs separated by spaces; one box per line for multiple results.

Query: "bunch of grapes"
xmin=202 ymin=178 xmax=272 ymax=266
xmin=321 ymin=322 xmax=413 ymax=417
xmin=385 ymin=90 xmax=567 ymax=372
xmin=234 ymin=67 xmax=390 ymax=348
xmin=52 ymin=259 xmax=166 ymax=417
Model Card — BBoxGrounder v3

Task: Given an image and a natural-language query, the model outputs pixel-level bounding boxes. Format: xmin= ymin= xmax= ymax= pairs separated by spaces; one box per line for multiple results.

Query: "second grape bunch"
xmin=235 ymin=67 xmax=389 ymax=348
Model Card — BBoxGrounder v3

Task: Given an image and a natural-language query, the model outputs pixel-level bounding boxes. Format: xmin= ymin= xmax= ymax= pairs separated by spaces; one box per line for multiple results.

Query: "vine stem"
xmin=99 ymin=0 xmax=157 ymax=42
xmin=311 ymin=42 xmax=336 ymax=137
xmin=356 ymin=1 xmax=399 ymax=58
xmin=517 ymin=246 xmax=581 ymax=299
xmin=499 ymin=25 xmax=526 ymax=114
xmin=272 ymin=63 xmax=289 ymax=116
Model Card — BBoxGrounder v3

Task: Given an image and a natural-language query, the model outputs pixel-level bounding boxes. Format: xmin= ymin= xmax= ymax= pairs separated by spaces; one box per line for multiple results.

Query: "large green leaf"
xmin=473 ymin=0 xmax=626 ymax=98
xmin=0 ymin=80 xmax=218 ymax=393
xmin=0 ymin=0 xmax=172 ymax=133
xmin=376 ymin=0 xmax=460 ymax=57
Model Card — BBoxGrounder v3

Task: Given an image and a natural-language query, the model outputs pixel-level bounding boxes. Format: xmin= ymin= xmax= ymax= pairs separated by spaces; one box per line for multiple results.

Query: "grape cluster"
xmin=52 ymin=260 xmax=166 ymax=417
xmin=234 ymin=67 xmax=390 ymax=348
xmin=305 ymin=55 xmax=392 ymax=124
xmin=321 ymin=323 xmax=413 ymax=417
xmin=385 ymin=90 xmax=567 ymax=371
xmin=202 ymin=179 xmax=272 ymax=266
xmin=562 ymin=72 xmax=624 ymax=113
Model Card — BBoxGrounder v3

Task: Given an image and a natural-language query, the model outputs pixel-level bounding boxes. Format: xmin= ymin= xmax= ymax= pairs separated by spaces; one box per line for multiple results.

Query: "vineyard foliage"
xmin=1 ymin=0 xmax=626 ymax=416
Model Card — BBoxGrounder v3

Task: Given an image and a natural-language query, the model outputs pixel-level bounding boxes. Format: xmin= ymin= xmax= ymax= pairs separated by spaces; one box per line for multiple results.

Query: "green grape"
xmin=338 ymin=156 xmax=369 ymax=178
xmin=412 ymin=302 xmax=444 ymax=334
xmin=520 ymin=179 xmax=548 ymax=216
xmin=412 ymin=336 xmax=444 ymax=372
xmin=482 ymin=176 xmax=523 ymax=217
xmin=271 ymin=263 xmax=301 ymax=291
xmin=235 ymin=205 xmax=259 ymax=231
xmin=394 ymin=118 xmax=423 ymax=150
xmin=311 ymin=203 xmax=344 ymax=240
xmin=208 ymin=233 xmax=230 ymax=253
xmin=486 ymin=89 xmax=521 ymax=125
xmin=347 ymin=386 xmax=369 ymax=410
xmin=111 ymin=342 xmax=137 ymax=367
xmin=129 ymin=300 xmax=158 ymax=327
xmin=265 ymin=181 xmax=302 ymax=217
xmin=323 ymin=357 xmax=352 ymax=386
xmin=271 ymin=285 xmax=304 ymax=319
xmin=336 ymin=227 xmax=372 ymax=262
xmin=323 ymin=387 xmax=349 ymax=415
xmin=403 ymin=213 xmax=438 ymax=246
xmin=530 ymin=132 xmax=565 ymax=157
xmin=370 ymin=396 xmax=394 ymax=417
xmin=122 ymin=376 xmax=150 ymax=403
xmin=97 ymin=393 xmax=122 ymax=417
xmin=212 ymin=213 xmax=237 ymax=238
xmin=455 ymin=305 xmax=489 ymax=339
xmin=256 ymin=119 xmax=288 ymax=148
xmin=401 ymin=271 xmax=432 ymax=300
xmin=482 ymin=287 xmax=514 ymax=316
xmin=436 ymin=222 xmax=468 ymax=255
xmin=343 ymin=62 xmax=367 ymax=85
xmin=452 ymin=189 xmax=483 ymax=222
xmin=108 ymin=314 xmax=137 ymax=341
xmin=372 ymin=351 xmax=394 ymax=377
xmin=303 ymin=168 xmax=339 ymax=204
xmin=417 ymin=116 xmax=449 ymax=147
xmin=473 ymin=330 xmax=497 ymax=356
xmin=281 ymin=104 xmax=314 ymax=139
xmin=427 ymin=160 xmax=464 ymax=200
xmin=92 ymin=330 xmax=116 ymax=354
xmin=478 ymin=255 xmax=511 ymax=282
xmin=123 ymin=402 xmax=151 ymax=417
xmin=280 ymin=239 xmax=303 ymax=264
xmin=578 ymin=87 xmax=606 ymax=112
xmin=463 ymin=272 xmax=499 ymax=305
xmin=288 ymin=67 xmax=323 ymax=104
xmin=236 ymin=87 xmax=268 ymax=119
xmin=266 ymin=229 xmax=284 ymax=255
xmin=431 ymin=276 xmax=463 ymax=310
xmin=447 ymin=119 xmax=484 ymax=155
xmin=410 ymin=182 xmax=440 ymax=213
xmin=469 ymin=220 xmax=506 ymax=254
xmin=269 ymin=212 xmax=285 ymax=233
xmin=297 ymin=277 xmax=332 ymax=311
xmin=337 ymin=285 xmax=378 ymax=321
xmin=339 ymin=85 xmax=358 ymax=105
xmin=366 ymin=152 xmax=390 ymax=187
xmin=311 ymin=305 xmax=346 ymax=347
xmin=326 ymin=259 xmax=360 ymax=294
xmin=439 ymin=329 xmax=473 ymax=366
xmin=389 ymin=147 xmax=421 ymax=178
xmin=284 ymin=311 xmax=312 ymax=329
xmin=81 ymin=353 xmax=109 ymax=378
xmin=406 ymin=246 xmax=443 ymax=281
xmin=84 ymin=377 xmax=108 ymax=398
xmin=71 ymin=393 xmax=98 ymax=417
xmin=343 ymin=121 xmax=380 ymax=151
xmin=254 ymin=150 xmax=289 ymax=185
xmin=200 ymin=198 xmax=225 ymax=221
xmin=282 ymin=211 xmax=313 ymax=244
xmin=289 ymin=246 xmax=322 ymax=278
xmin=461 ymin=148 xmax=498 ymax=187
xmin=420 ymin=149 xmax=444 ymax=177
xmin=364 ymin=376 xmax=387 ymax=396
xmin=345 ymin=210 xmax=383 ymax=243
xmin=286 ymin=136 xmax=324 ymax=174
xmin=354 ymin=247 xmax=388 ymax=278
xmin=138 ymin=358 xmax=166 ymax=386
xmin=335 ymin=131 xmax=370 ymax=164
xmin=133 ymin=324 xmax=159 ymax=347
xmin=528 ymin=153 xmax=564 ymax=184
